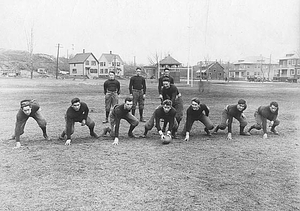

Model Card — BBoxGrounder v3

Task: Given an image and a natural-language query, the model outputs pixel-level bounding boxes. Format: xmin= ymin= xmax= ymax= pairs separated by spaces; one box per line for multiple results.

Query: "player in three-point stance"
xmin=212 ymin=99 xmax=251 ymax=140
xmin=247 ymin=101 xmax=280 ymax=139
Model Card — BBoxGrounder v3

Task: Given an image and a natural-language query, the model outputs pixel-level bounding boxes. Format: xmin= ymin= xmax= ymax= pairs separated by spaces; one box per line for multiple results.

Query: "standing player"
xmin=103 ymin=71 xmax=120 ymax=123
xmin=141 ymin=100 xmax=177 ymax=138
xmin=183 ymin=98 xmax=214 ymax=141
xmin=102 ymin=97 xmax=139 ymax=145
xmin=11 ymin=99 xmax=50 ymax=148
xmin=158 ymin=68 xmax=174 ymax=100
xmin=161 ymin=78 xmax=183 ymax=137
xmin=129 ymin=67 xmax=146 ymax=122
xmin=212 ymin=99 xmax=251 ymax=140
xmin=59 ymin=98 xmax=99 ymax=146
xmin=248 ymin=101 xmax=280 ymax=139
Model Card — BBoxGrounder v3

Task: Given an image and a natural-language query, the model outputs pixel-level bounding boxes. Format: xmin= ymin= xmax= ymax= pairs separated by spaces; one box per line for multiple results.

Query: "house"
xmin=69 ymin=50 xmax=99 ymax=78
xmin=98 ymin=51 xmax=124 ymax=76
xmin=230 ymin=56 xmax=278 ymax=81
xmin=159 ymin=55 xmax=182 ymax=82
xmin=195 ymin=61 xmax=225 ymax=80
xmin=276 ymin=54 xmax=300 ymax=82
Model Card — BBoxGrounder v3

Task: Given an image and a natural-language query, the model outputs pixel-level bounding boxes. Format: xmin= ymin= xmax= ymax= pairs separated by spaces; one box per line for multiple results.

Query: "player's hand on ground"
xmin=227 ymin=133 xmax=232 ymax=140
xmin=65 ymin=139 xmax=71 ymax=146
xmin=143 ymin=94 xmax=146 ymax=99
xmin=241 ymin=113 xmax=246 ymax=118
xmin=159 ymin=94 xmax=163 ymax=99
xmin=81 ymin=119 xmax=86 ymax=126
xmin=263 ymin=133 xmax=268 ymax=139
xmin=184 ymin=134 xmax=190 ymax=142
xmin=113 ymin=137 xmax=119 ymax=145
xmin=14 ymin=142 xmax=21 ymax=149
xmin=269 ymin=121 xmax=274 ymax=127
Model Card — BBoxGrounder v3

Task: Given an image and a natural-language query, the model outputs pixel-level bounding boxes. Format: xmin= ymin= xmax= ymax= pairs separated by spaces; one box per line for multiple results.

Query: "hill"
xmin=0 ymin=48 xmax=69 ymax=76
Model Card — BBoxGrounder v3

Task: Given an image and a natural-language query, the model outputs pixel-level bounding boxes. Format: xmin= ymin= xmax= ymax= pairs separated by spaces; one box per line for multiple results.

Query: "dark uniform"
xmin=129 ymin=75 xmax=146 ymax=120
xmin=12 ymin=99 xmax=48 ymax=144
xmin=60 ymin=102 xmax=97 ymax=140
xmin=103 ymin=78 xmax=120 ymax=122
xmin=183 ymin=104 xmax=214 ymax=135
xmin=143 ymin=105 xmax=177 ymax=136
xmin=248 ymin=105 xmax=280 ymax=134
xmin=158 ymin=75 xmax=174 ymax=95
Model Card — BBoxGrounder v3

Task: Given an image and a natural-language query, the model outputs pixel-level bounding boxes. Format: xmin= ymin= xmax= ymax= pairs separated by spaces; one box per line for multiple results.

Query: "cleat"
xmin=90 ymin=132 xmax=99 ymax=138
xmin=102 ymin=119 xmax=109 ymax=124
xmin=58 ymin=135 xmax=65 ymax=141
xmin=240 ymin=132 xmax=251 ymax=136
xmin=140 ymin=134 xmax=147 ymax=138
xmin=139 ymin=118 xmax=146 ymax=122
xmin=128 ymin=133 xmax=136 ymax=138
xmin=204 ymin=128 xmax=212 ymax=136
xmin=43 ymin=134 xmax=51 ymax=141
xmin=271 ymin=128 xmax=279 ymax=135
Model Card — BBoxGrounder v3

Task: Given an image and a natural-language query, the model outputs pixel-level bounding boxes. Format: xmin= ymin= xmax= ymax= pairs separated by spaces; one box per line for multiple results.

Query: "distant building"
xmin=195 ymin=61 xmax=225 ymax=80
xmin=98 ymin=51 xmax=124 ymax=76
xmin=69 ymin=50 xmax=99 ymax=78
xmin=230 ymin=56 xmax=278 ymax=81
xmin=275 ymin=53 xmax=300 ymax=82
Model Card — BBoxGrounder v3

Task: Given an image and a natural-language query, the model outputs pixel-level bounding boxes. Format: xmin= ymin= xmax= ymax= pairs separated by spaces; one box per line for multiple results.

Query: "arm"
xmin=104 ymin=81 xmax=107 ymax=95
xmin=227 ymin=116 xmax=233 ymax=133
xmin=262 ymin=117 xmax=268 ymax=134
xmin=114 ymin=118 xmax=121 ymax=138
xmin=82 ymin=103 xmax=89 ymax=121
xmin=129 ymin=78 xmax=133 ymax=94
xmin=185 ymin=108 xmax=194 ymax=133
xmin=203 ymin=105 xmax=209 ymax=116
xmin=117 ymin=81 xmax=120 ymax=95
xmin=143 ymin=78 xmax=146 ymax=94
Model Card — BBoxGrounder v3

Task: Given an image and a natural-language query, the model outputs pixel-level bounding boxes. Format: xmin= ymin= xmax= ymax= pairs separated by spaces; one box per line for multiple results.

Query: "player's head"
xmin=162 ymin=78 xmax=171 ymax=88
xmin=109 ymin=71 xmax=115 ymax=80
xmin=163 ymin=68 xmax=170 ymax=76
xmin=20 ymin=100 xmax=32 ymax=116
xmin=237 ymin=99 xmax=246 ymax=111
xmin=191 ymin=97 xmax=201 ymax=110
xmin=269 ymin=101 xmax=278 ymax=113
xmin=136 ymin=67 xmax=141 ymax=76
xmin=124 ymin=97 xmax=133 ymax=110
xmin=71 ymin=97 xmax=81 ymax=111
xmin=162 ymin=99 xmax=172 ymax=113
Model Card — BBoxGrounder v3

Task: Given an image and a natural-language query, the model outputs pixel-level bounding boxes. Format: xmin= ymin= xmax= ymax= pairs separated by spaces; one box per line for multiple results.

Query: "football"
xmin=161 ymin=134 xmax=172 ymax=144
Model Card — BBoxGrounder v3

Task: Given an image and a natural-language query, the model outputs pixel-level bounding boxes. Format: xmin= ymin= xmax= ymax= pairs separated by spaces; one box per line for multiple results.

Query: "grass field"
xmin=0 ymin=77 xmax=299 ymax=211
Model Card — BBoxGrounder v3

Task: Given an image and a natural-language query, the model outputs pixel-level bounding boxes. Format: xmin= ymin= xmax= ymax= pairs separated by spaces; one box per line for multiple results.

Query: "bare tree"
xmin=148 ymin=52 xmax=160 ymax=79
xmin=25 ymin=25 xmax=34 ymax=79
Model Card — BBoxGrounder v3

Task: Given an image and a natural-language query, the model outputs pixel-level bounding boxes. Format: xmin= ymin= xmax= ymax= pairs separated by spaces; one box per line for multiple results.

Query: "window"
xmin=288 ymin=60 xmax=291 ymax=65
xmin=247 ymin=72 xmax=250 ymax=75
xmin=292 ymin=60 xmax=296 ymax=65
xmin=91 ymin=61 xmax=96 ymax=66
xmin=105 ymin=69 xmax=108 ymax=74
xmin=72 ymin=69 xmax=77 ymax=74
xmin=100 ymin=69 xmax=103 ymax=74
xmin=85 ymin=60 xmax=89 ymax=65
xmin=90 ymin=69 xmax=97 ymax=73
xmin=117 ymin=62 xmax=120 ymax=66
xmin=100 ymin=62 xmax=106 ymax=66
xmin=290 ymin=69 xmax=295 ymax=75
xmin=73 ymin=64 xmax=76 ymax=67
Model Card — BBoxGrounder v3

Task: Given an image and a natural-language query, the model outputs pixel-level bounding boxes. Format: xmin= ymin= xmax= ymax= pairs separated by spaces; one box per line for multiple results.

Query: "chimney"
xmin=110 ymin=51 xmax=112 ymax=54
xmin=83 ymin=49 xmax=85 ymax=53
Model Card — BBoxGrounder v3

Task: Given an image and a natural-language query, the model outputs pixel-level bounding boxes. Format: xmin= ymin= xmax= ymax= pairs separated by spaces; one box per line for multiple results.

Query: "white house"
xmin=98 ymin=51 xmax=124 ymax=76
xmin=69 ymin=50 xmax=99 ymax=78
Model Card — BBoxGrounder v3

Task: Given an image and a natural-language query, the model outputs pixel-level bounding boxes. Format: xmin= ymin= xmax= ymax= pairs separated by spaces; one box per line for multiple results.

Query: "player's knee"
xmin=274 ymin=120 xmax=280 ymax=126
xmin=132 ymin=120 xmax=139 ymax=127
xmin=219 ymin=124 xmax=226 ymax=130
xmin=240 ymin=121 xmax=248 ymax=127
xmin=207 ymin=124 xmax=214 ymax=130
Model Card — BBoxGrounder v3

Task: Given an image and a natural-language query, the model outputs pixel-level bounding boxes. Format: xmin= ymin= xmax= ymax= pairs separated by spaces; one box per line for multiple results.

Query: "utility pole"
xmin=56 ymin=44 xmax=62 ymax=79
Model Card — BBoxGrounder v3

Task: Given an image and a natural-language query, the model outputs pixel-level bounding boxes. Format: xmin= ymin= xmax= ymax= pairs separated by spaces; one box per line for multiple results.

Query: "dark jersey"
xmin=129 ymin=75 xmax=146 ymax=94
xmin=185 ymin=104 xmax=209 ymax=132
xmin=158 ymin=76 xmax=174 ymax=94
xmin=66 ymin=102 xmax=89 ymax=139
xmin=226 ymin=104 xmax=247 ymax=133
xmin=161 ymin=84 xmax=179 ymax=105
xmin=257 ymin=105 xmax=279 ymax=133
xmin=153 ymin=106 xmax=176 ymax=131
xmin=111 ymin=103 xmax=131 ymax=137
xmin=104 ymin=79 xmax=120 ymax=94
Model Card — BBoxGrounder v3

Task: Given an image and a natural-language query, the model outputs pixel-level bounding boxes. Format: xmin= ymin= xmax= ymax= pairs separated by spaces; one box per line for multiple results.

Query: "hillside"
xmin=0 ymin=48 xmax=69 ymax=76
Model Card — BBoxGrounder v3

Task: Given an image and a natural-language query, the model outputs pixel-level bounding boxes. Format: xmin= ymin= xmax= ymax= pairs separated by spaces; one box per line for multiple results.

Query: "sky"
xmin=0 ymin=0 xmax=299 ymax=65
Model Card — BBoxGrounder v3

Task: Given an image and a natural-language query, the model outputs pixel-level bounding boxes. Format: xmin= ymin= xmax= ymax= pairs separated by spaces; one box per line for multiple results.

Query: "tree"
xmin=25 ymin=25 xmax=34 ymax=79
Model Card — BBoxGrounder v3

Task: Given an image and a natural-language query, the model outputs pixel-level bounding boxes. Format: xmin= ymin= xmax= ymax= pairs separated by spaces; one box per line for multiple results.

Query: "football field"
xmin=0 ymin=78 xmax=299 ymax=210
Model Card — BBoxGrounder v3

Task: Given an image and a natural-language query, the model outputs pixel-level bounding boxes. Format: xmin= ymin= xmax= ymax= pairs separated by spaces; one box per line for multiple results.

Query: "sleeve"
xmin=170 ymin=87 xmax=177 ymax=104
xmin=117 ymin=81 xmax=120 ymax=95
xmin=82 ymin=103 xmax=89 ymax=120
xmin=227 ymin=116 xmax=233 ymax=133
xmin=170 ymin=77 xmax=174 ymax=84
xmin=203 ymin=105 xmax=209 ymax=116
xmin=14 ymin=111 xmax=24 ymax=142
xmin=154 ymin=110 xmax=162 ymax=131
xmin=103 ymin=81 xmax=107 ymax=95
xmin=65 ymin=109 xmax=73 ymax=139
xmin=129 ymin=78 xmax=133 ymax=94
xmin=167 ymin=111 xmax=176 ymax=132
xmin=262 ymin=117 xmax=268 ymax=133
xmin=185 ymin=108 xmax=193 ymax=132
xmin=143 ymin=78 xmax=146 ymax=94
xmin=158 ymin=78 xmax=162 ymax=94
xmin=114 ymin=118 xmax=121 ymax=137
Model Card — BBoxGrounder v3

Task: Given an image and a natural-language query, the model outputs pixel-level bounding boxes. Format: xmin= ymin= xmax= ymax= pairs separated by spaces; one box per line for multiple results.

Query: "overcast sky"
xmin=0 ymin=0 xmax=299 ymax=65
